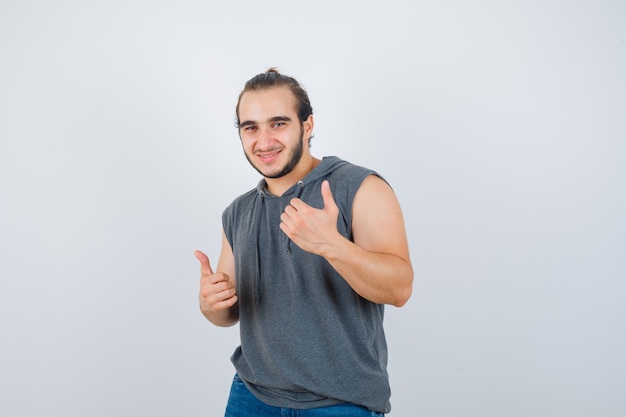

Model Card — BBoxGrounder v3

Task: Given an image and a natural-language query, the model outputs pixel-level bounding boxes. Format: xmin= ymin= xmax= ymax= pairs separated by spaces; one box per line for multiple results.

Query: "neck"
xmin=265 ymin=155 xmax=321 ymax=196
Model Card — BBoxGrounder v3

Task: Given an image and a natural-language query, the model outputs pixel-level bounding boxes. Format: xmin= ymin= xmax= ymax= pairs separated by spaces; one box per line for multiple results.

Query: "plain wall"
xmin=1 ymin=1 xmax=624 ymax=416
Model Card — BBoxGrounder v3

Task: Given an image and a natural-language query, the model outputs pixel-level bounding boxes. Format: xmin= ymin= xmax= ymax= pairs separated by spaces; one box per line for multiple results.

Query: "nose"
xmin=256 ymin=126 xmax=274 ymax=150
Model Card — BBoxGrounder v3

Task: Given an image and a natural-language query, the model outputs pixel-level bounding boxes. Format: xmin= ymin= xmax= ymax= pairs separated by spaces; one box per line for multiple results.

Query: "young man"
xmin=195 ymin=69 xmax=413 ymax=416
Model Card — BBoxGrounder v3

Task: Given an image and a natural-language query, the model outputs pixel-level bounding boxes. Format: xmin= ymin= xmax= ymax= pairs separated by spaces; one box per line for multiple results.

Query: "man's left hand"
xmin=280 ymin=180 xmax=342 ymax=255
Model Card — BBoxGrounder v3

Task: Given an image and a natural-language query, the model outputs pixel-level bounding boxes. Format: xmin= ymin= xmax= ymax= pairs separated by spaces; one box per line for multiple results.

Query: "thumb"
xmin=194 ymin=250 xmax=214 ymax=275
xmin=321 ymin=180 xmax=338 ymax=212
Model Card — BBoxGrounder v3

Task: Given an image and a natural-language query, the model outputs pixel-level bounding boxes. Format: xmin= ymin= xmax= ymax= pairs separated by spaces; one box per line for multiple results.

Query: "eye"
xmin=243 ymin=125 xmax=257 ymax=132
xmin=272 ymin=122 xmax=285 ymax=128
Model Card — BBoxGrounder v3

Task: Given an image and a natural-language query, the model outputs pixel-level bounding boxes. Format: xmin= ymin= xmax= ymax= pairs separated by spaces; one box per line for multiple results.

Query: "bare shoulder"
xmin=353 ymin=175 xmax=403 ymax=220
xmin=352 ymin=175 xmax=410 ymax=258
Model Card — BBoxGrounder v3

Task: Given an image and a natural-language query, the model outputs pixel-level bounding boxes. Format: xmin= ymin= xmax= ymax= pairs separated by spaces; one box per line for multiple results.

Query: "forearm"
xmin=322 ymin=237 xmax=413 ymax=307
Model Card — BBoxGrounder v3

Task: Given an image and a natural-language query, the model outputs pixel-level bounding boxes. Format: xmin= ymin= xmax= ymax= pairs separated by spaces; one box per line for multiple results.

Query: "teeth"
xmin=259 ymin=152 xmax=278 ymax=160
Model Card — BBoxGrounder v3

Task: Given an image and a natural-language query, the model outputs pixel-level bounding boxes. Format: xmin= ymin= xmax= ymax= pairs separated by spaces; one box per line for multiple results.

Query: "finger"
xmin=283 ymin=204 xmax=297 ymax=218
xmin=212 ymin=294 xmax=238 ymax=311
xmin=321 ymin=180 xmax=338 ymax=211
xmin=200 ymin=280 xmax=236 ymax=299
xmin=288 ymin=197 xmax=307 ymax=211
xmin=194 ymin=250 xmax=214 ymax=275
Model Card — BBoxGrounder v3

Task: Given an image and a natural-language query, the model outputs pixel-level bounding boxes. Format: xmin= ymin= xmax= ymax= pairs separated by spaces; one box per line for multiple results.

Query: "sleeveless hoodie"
xmin=222 ymin=156 xmax=391 ymax=413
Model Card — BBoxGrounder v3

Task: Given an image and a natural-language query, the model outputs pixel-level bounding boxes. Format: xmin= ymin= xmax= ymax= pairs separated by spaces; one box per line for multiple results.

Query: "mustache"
xmin=254 ymin=146 xmax=282 ymax=154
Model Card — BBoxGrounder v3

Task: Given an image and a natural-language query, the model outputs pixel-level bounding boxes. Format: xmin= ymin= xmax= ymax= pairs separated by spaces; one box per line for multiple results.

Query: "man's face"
xmin=237 ymin=87 xmax=311 ymax=179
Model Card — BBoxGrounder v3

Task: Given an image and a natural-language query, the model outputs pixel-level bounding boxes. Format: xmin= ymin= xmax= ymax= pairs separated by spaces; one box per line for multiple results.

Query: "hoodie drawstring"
xmin=254 ymin=189 xmax=265 ymax=304
xmin=286 ymin=181 xmax=304 ymax=253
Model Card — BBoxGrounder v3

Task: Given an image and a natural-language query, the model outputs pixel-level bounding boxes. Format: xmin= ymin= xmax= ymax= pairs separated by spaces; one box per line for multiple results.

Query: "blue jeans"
xmin=225 ymin=374 xmax=385 ymax=417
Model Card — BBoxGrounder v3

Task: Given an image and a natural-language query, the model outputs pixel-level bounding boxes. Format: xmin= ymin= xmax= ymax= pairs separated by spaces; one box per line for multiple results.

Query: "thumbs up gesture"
xmin=279 ymin=180 xmax=341 ymax=255
xmin=194 ymin=250 xmax=238 ymax=316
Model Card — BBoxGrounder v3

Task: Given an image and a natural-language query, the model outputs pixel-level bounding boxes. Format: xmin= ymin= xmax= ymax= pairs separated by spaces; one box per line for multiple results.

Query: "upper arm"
xmin=217 ymin=228 xmax=237 ymax=288
xmin=351 ymin=175 xmax=411 ymax=263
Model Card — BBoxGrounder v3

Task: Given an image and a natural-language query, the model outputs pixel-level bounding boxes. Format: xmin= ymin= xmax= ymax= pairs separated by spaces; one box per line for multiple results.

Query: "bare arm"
xmin=326 ymin=175 xmax=413 ymax=306
xmin=280 ymin=176 xmax=413 ymax=307
xmin=195 ymin=229 xmax=239 ymax=327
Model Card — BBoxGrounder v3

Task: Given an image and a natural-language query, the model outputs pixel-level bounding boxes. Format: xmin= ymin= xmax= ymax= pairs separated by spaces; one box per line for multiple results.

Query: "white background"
xmin=1 ymin=1 xmax=625 ymax=416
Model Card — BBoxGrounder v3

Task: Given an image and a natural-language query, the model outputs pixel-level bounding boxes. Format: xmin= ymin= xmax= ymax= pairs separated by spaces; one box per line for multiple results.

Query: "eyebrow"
xmin=238 ymin=120 xmax=256 ymax=129
xmin=238 ymin=115 xmax=293 ymax=129
xmin=269 ymin=116 xmax=292 ymax=123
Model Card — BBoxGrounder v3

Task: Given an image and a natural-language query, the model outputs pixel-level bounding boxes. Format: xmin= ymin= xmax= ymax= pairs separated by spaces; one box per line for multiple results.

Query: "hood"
xmin=254 ymin=155 xmax=349 ymax=198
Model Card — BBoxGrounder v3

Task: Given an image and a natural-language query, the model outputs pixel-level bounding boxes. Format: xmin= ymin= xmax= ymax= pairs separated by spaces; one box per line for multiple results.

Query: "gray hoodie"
xmin=222 ymin=156 xmax=391 ymax=413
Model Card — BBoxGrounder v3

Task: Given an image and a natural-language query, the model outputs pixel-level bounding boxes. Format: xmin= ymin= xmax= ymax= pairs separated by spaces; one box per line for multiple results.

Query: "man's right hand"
xmin=194 ymin=250 xmax=238 ymax=315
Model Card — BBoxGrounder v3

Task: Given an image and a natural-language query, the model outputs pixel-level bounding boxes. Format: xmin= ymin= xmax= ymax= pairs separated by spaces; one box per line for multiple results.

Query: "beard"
xmin=244 ymin=127 xmax=305 ymax=179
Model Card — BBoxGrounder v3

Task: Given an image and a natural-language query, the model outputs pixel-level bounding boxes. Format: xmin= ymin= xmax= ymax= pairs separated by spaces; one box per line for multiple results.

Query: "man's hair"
xmin=235 ymin=68 xmax=314 ymax=129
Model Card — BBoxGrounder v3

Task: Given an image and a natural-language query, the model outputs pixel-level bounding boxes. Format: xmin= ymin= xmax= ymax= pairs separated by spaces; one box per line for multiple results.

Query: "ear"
xmin=303 ymin=114 xmax=314 ymax=141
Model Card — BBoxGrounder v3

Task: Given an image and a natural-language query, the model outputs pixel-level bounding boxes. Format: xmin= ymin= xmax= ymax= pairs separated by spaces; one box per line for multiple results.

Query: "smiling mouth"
xmin=257 ymin=150 xmax=281 ymax=163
